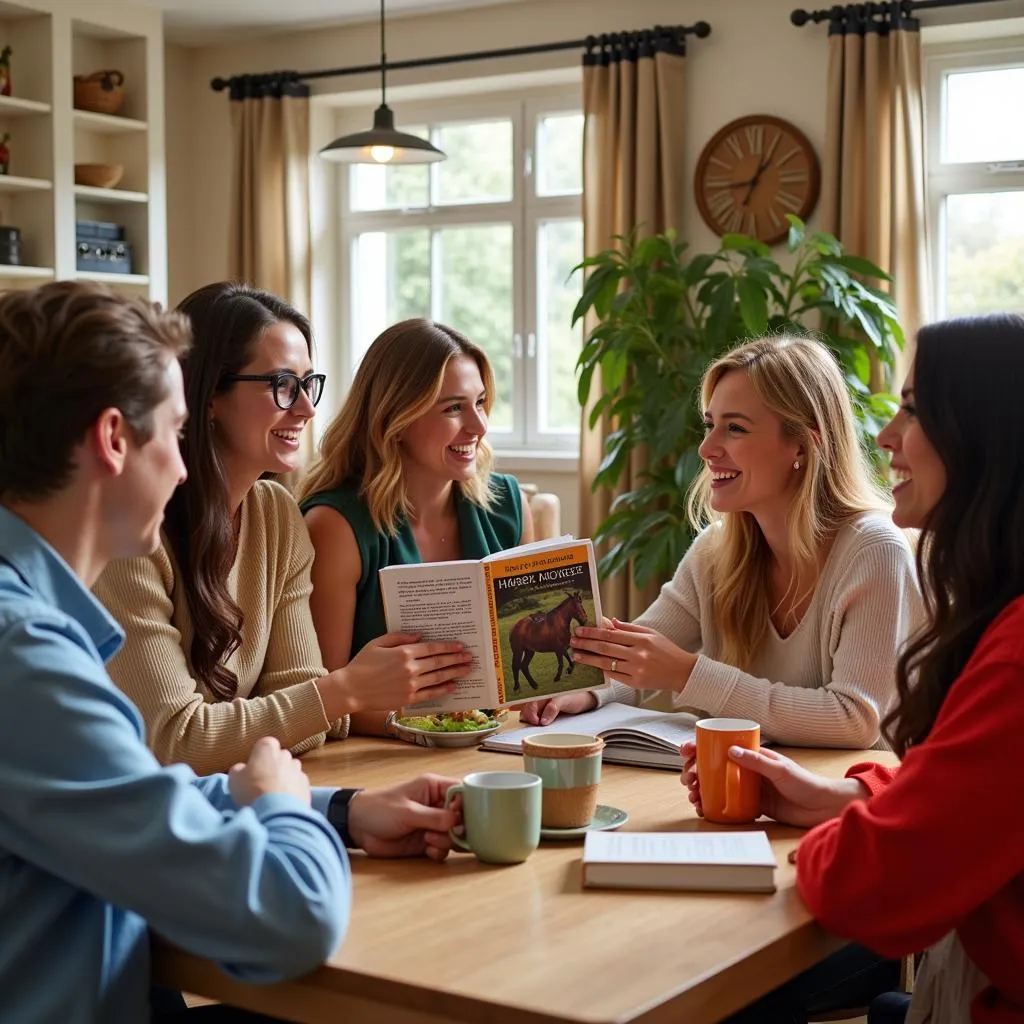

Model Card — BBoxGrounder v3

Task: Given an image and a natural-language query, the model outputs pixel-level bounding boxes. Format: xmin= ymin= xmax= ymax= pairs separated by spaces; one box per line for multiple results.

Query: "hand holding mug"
xmin=347 ymin=774 xmax=462 ymax=862
xmin=681 ymin=740 xmax=870 ymax=828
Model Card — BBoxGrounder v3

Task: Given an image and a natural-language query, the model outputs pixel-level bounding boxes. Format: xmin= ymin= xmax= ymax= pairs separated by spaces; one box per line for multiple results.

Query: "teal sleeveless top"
xmin=300 ymin=473 xmax=523 ymax=656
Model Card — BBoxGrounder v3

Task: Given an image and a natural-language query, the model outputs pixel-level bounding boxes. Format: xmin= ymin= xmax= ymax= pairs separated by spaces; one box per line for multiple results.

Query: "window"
xmin=336 ymin=91 xmax=584 ymax=454
xmin=925 ymin=41 xmax=1024 ymax=317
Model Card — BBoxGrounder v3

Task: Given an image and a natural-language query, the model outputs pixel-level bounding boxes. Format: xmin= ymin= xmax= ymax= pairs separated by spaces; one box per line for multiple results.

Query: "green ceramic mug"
xmin=444 ymin=771 xmax=542 ymax=865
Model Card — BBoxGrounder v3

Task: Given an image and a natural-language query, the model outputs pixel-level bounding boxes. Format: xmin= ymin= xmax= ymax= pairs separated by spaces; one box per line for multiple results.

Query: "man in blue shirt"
xmin=0 ymin=282 xmax=463 ymax=1023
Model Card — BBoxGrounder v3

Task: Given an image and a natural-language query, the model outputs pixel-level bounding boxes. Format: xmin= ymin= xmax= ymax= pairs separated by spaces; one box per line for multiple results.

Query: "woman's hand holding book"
xmin=317 ymin=633 xmax=473 ymax=719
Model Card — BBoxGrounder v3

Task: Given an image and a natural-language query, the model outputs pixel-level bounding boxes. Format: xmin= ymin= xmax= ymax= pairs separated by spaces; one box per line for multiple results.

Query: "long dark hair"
xmin=166 ymin=282 xmax=312 ymax=700
xmin=884 ymin=313 xmax=1024 ymax=756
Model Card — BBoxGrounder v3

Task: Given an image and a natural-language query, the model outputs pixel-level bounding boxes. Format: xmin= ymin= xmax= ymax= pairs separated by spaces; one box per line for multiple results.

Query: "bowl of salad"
xmin=392 ymin=709 xmax=505 ymax=748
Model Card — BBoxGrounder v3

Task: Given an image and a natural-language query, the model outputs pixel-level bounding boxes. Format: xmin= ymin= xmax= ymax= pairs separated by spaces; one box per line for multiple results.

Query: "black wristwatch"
xmin=327 ymin=787 xmax=363 ymax=849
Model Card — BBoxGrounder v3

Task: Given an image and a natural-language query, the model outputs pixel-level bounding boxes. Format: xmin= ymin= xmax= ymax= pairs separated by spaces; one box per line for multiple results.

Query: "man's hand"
xmin=346 ymin=774 xmax=462 ymax=862
xmin=228 ymin=737 xmax=312 ymax=808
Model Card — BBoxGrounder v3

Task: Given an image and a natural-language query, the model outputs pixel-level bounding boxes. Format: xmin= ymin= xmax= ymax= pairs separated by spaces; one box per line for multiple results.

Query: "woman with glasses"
xmin=296 ymin=319 xmax=534 ymax=738
xmin=94 ymin=284 xmax=471 ymax=773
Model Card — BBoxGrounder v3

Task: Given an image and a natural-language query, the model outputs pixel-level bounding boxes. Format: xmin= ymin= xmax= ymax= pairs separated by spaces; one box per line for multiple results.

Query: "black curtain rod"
xmin=210 ymin=21 xmax=711 ymax=93
xmin=791 ymin=0 xmax=1007 ymax=26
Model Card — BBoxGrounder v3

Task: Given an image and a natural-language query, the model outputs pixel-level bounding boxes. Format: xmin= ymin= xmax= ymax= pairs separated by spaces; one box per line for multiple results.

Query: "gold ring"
xmin=611 ymin=659 xmax=618 ymax=673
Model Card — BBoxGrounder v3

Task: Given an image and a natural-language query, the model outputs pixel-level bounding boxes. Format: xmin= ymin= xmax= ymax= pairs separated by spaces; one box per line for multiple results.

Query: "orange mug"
xmin=695 ymin=717 xmax=761 ymax=824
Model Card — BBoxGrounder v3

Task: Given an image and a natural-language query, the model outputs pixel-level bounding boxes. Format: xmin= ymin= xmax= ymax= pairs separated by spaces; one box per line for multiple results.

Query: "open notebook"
xmin=480 ymin=702 xmax=699 ymax=770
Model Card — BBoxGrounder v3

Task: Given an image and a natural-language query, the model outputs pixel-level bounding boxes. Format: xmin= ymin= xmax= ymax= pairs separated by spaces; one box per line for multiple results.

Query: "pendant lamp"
xmin=319 ymin=0 xmax=446 ymax=165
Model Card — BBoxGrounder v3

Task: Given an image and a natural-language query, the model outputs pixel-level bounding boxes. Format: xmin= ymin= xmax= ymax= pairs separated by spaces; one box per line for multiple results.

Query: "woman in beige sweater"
xmin=94 ymin=283 xmax=471 ymax=774
xmin=522 ymin=336 xmax=923 ymax=749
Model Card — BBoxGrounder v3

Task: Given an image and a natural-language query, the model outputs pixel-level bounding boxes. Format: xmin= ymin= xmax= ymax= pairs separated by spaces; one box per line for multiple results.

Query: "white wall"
xmin=165 ymin=0 xmax=1022 ymax=533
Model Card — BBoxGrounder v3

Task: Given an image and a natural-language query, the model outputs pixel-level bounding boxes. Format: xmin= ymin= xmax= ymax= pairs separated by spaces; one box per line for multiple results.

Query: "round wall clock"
xmin=694 ymin=114 xmax=821 ymax=245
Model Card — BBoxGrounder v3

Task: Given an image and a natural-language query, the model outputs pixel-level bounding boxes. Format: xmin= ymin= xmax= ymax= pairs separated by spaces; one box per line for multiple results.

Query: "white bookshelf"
xmin=74 ymin=269 xmax=149 ymax=285
xmin=0 ymin=0 xmax=165 ymax=300
xmin=0 ymin=263 xmax=53 ymax=279
xmin=72 ymin=109 xmax=147 ymax=134
xmin=73 ymin=184 xmax=147 ymax=204
xmin=0 ymin=173 xmax=51 ymax=191
xmin=0 ymin=94 xmax=50 ymax=116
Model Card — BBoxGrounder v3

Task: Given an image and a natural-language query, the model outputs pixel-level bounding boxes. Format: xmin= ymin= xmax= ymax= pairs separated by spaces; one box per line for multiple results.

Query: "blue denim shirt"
xmin=0 ymin=507 xmax=350 ymax=1023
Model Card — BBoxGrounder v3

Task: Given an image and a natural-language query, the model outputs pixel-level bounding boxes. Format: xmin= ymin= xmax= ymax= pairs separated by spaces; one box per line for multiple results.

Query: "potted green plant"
xmin=574 ymin=215 xmax=903 ymax=588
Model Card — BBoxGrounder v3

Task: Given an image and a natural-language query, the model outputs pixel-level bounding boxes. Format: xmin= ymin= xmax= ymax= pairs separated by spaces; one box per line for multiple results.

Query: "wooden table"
xmin=152 ymin=730 xmax=895 ymax=1024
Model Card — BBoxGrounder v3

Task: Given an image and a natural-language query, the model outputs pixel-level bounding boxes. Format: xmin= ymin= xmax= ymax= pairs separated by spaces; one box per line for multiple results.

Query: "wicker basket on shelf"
xmin=73 ymin=70 xmax=125 ymax=115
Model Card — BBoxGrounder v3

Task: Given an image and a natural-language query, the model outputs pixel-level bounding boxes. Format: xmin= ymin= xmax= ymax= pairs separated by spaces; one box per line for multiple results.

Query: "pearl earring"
xmin=793 ymin=459 xmax=801 ymax=470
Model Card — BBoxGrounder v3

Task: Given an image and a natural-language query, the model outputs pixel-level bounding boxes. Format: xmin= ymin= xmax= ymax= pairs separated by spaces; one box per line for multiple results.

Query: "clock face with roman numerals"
xmin=694 ymin=115 xmax=821 ymax=245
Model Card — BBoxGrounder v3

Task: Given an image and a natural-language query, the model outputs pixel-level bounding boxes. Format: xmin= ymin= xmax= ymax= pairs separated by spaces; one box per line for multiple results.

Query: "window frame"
xmin=333 ymin=86 xmax=584 ymax=460
xmin=924 ymin=37 xmax=1024 ymax=318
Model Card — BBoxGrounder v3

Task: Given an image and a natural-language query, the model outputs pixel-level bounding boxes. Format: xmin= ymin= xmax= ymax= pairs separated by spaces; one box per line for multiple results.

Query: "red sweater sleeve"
xmin=795 ymin=601 xmax=1024 ymax=959
xmin=846 ymin=761 xmax=897 ymax=796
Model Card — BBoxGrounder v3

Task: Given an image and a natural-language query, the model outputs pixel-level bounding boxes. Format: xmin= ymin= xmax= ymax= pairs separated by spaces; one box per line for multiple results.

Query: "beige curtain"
xmin=820 ymin=12 xmax=931 ymax=359
xmin=579 ymin=37 xmax=686 ymax=621
xmin=228 ymin=79 xmax=314 ymax=472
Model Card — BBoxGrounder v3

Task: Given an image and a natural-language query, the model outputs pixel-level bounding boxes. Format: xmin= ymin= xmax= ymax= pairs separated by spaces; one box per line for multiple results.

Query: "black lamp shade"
xmin=319 ymin=104 xmax=446 ymax=164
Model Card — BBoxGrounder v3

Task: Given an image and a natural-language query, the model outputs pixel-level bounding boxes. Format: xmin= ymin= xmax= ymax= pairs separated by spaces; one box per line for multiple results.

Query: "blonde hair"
xmin=685 ymin=335 xmax=889 ymax=671
xmin=297 ymin=319 xmax=495 ymax=532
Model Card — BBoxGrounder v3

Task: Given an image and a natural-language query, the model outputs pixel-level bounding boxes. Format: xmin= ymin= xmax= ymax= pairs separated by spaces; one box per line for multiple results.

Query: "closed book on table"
xmin=582 ymin=830 xmax=778 ymax=894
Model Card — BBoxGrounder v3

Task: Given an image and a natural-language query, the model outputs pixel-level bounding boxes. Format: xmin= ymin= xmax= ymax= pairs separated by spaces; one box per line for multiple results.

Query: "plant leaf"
xmin=786 ymin=214 xmax=806 ymax=252
xmin=831 ymin=253 xmax=893 ymax=281
xmin=736 ymin=276 xmax=770 ymax=335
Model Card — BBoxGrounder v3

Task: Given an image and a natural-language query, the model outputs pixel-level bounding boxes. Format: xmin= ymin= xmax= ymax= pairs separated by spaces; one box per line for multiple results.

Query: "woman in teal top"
xmin=298 ymin=319 xmax=534 ymax=736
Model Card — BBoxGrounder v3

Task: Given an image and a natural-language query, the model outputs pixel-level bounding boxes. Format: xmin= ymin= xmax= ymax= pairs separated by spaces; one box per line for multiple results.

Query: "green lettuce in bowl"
xmin=397 ymin=710 xmax=499 ymax=733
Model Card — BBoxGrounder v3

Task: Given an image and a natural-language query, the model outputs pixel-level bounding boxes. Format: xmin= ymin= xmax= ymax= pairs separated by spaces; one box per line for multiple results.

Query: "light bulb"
xmin=370 ymin=145 xmax=395 ymax=164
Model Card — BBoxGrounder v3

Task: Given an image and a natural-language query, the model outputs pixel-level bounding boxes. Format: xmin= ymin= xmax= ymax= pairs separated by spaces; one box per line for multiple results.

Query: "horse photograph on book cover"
xmin=489 ymin=552 xmax=605 ymax=699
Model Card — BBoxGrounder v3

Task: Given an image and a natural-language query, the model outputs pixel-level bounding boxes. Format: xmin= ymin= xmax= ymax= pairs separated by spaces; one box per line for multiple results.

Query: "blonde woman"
xmin=298 ymin=320 xmax=534 ymax=736
xmin=523 ymin=336 xmax=922 ymax=749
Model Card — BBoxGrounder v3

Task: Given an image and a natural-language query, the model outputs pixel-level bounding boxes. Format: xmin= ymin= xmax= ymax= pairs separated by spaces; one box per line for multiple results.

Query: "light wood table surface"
xmin=153 ymin=725 xmax=896 ymax=1024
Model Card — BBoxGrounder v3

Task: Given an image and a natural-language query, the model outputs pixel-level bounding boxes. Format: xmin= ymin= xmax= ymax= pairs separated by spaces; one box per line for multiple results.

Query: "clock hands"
xmin=733 ymin=129 xmax=782 ymax=206
xmin=721 ymin=157 xmax=772 ymax=206
xmin=741 ymin=157 xmax=771 ymax=207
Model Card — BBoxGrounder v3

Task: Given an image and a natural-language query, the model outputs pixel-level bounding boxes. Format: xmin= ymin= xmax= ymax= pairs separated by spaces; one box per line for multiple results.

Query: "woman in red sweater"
xmin=684 ymin=313 xmax=1024 ymax=1024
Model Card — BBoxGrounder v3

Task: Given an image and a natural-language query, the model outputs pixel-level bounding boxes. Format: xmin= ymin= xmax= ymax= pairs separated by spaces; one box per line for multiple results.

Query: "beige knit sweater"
xmin=596 ymin=513 xmax=923 ymax=748
xmin=94 ymin=480 xmax=341 ymax=774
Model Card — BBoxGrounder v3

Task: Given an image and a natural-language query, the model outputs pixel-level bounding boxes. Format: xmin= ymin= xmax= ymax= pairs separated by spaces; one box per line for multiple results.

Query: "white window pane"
xmin=351 ymin=230 xmax=430 ymax=367
xmin=436 ymin=224 xmax=514 ymax=431
xmin=537 ymin=113 xmax=583 ymax=196
xmin=945 ymin=68 xmax=1024 ymax=164
xmin=537 ymin=219 xmax=583 ymax=433
xmin=434 ymin=120 xmax=513 ymax=205
xmin=350 ymin=126 xmax=430 ymax=211
xmin=945 ymin=191 xmax=1024 ymax=316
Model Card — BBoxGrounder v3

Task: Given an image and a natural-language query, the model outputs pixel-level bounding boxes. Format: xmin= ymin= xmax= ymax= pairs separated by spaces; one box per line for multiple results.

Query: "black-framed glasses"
xmin=221 ymin=371 xmax=326 ymax=410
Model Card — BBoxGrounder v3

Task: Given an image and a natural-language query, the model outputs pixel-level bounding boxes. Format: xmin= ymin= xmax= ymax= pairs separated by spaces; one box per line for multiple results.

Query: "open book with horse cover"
xmin=379 ymin=536 xmax=607 ymax=714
